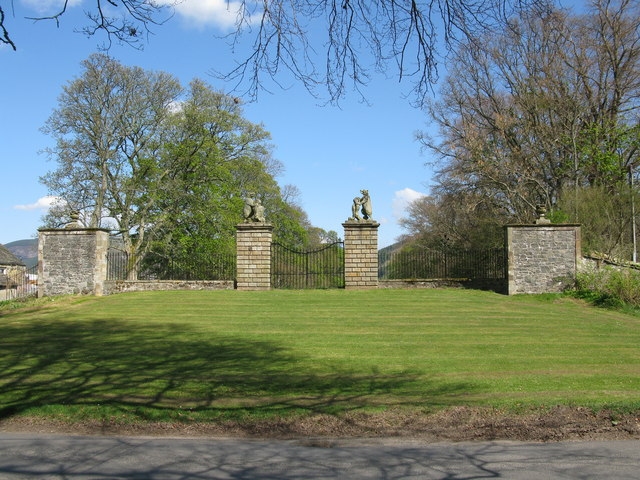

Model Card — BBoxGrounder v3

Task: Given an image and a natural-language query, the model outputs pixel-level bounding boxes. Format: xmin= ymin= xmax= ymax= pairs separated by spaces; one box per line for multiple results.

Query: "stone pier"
xmin=505 ymin=224 xmax=581 ymax=295
xmin=38 ymin=227 xmax=110 ymax=297
xmin=342 ymin=220 xmax=380 ymax=289
xmin=235 ymin=223 xmax=274 ymax=290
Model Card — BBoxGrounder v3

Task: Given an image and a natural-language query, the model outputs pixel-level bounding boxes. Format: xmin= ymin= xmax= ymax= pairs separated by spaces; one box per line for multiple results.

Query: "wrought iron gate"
xmin=271 ymin=241 xmax=345 ymax=289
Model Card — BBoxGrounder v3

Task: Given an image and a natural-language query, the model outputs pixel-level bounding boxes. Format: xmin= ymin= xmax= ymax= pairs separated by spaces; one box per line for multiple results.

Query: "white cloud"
xmin=392 ymin=188 xmax=425 ymax=220
xmin=14 ymin=196 xmax=60 ymax=211
xmin=159 ymin=0 xmax=244 ymax=30
xmin=167 ymin=100 xmax=184 ymax=113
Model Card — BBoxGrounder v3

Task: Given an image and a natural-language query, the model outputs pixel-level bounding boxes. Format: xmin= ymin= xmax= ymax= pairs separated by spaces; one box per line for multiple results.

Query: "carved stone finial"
xmin=243 ymin=193 xmax=266 ymax=223
xmin=535 ymin=204 xmax=551 ymax=224
xmin=348 ymin=189 xmax=374 ymax=222
xmin=254 ymin=199 xmax=266 ymax=223
xmin=65 ymin=210 xmax=82 ymax=229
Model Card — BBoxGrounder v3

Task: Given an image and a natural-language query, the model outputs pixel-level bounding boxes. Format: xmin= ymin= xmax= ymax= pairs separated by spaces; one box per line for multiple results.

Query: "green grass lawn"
xmin=1 ymin=289 xmax=639 ymax=424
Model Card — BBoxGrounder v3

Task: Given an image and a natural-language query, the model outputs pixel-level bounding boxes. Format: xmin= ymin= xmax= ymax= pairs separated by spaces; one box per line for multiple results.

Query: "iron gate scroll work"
xmin=271 ymin=241 xmax=345 ymax=289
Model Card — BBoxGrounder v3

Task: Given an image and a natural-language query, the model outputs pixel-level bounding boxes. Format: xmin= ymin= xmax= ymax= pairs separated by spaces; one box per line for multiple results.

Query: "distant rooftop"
xmin=0 ymin=243 xmax=25 ymax=266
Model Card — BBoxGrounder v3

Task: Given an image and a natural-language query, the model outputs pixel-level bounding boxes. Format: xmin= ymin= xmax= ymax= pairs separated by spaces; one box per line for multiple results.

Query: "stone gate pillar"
xmin=342 ymin=220 xmax=380 ymax=289
xmin=505 ymin=223 xmax=581 ymax=295
xmin=38 ymin=224 xmax=110 ymax=297
xmin=235 ymin=223 xmax=273 ymax=290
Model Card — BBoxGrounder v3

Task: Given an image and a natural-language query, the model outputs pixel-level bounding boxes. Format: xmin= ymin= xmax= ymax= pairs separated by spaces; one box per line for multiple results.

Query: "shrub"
xmin=575 ymin=265 xmax=640 ymax=308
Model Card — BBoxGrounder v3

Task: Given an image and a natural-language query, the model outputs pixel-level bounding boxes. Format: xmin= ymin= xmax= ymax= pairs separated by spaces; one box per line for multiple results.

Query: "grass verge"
xmin=1 ymin=289 xmax=639 ymax=427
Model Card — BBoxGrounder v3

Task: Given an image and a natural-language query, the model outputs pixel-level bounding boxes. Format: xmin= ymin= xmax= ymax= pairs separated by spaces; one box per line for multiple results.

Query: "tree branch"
xmin=0 ymin=6 xmax=17 ymax=51
xmin=24 ymin=0 xmax=175 ymax=50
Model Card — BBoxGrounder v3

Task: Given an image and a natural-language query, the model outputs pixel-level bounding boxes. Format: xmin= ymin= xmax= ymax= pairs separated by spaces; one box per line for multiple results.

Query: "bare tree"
xmin=0 ymin=3 xmax=15 ymax=50
xmin=222 ymin=0 xmax=549 ymax=103
xmin=0 ymin=0 xmax=175 ymax=51
xmin=1 ymin=0 xmax=546 ymax=103
xmin=412 ymin=0 xmax=640 ymax=254
xmin=420 ymin=0 xmax=640 ymax=214
xmin=399 ymin=192 xmax=507 ymax=249
xmin=41 ymin=54 xmax=183 ymax=264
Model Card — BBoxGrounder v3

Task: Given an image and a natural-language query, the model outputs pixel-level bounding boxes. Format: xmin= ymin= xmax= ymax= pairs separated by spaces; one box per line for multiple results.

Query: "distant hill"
xmin=378 ymin=240 xmax=405 ymax=255
xmin=3 ymin=239 xmax=38 ymax=268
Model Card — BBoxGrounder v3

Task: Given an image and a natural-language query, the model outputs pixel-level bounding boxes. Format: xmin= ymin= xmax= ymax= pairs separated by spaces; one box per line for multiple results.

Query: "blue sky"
xmin=1 ymin=1 xmax=442 ymax=247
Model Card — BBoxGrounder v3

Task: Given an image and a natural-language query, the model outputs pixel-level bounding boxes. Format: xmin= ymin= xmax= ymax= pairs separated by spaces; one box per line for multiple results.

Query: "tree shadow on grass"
xmin=0 ymin=318 xmax=478 ymax=422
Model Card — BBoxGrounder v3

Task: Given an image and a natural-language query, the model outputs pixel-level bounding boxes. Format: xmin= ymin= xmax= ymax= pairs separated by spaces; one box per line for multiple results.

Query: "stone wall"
xmin=342 ymin=221 xmax=380 ymax=289
xmin=235 ymin=223 xmax=273 ymax=290
xmin=104 ymin=280 xmax=234 ymax=294
xmin=37 ymin=217 xmax=580 ymax=297
xmin=379 ymin=278 xmax=506 ymax=292
xmin=505 ymin=224 xmax=581 ymax=295
xmin=38 ymin=228 xmax=110 ymax=297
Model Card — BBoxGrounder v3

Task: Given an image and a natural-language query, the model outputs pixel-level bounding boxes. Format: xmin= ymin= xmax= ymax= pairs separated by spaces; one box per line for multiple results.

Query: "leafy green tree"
xmin=556 ymin=185 xmax=636 ymax=259
xmin=41 ymin=53 xmax=182 ymax=265
xmin=139 ymin=78 xmax=276 ymax=274
xmin=555 ymin=122 xmax=640 ymax=259
xmin=577 ymin=122 xmax=640 ymax=188
xmin=41 ymin=54 xmax=312 ymax=276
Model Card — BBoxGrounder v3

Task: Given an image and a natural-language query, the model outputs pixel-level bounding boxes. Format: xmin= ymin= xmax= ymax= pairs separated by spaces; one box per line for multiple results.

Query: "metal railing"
xmin=107 ymin=250 xmax=236 ymax=281
xmin=0 ymin=265 xmax=38 ymax=301
xmin=378 ymin=247 xmax=506 ymax=281
xmin=107 ymin=245 xmax=506 ymax=287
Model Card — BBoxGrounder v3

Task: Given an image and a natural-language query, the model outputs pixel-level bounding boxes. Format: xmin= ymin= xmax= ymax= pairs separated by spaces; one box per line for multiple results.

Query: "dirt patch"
xmin=2 ymin=406 xmax=639 ymax=442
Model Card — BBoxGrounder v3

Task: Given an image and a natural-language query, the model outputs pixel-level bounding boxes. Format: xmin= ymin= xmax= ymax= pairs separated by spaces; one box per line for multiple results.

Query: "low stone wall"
xmin=37 ymin=219 xmax=578 ymax=297
xmin=104 ymin=280 xmax=235 ymax=294
xmin=379 ymin=279 xmax=466 ymax=289
xmin=379 ymin=278 xmax=506 ymax=292
xmin=580 ymin=254 xmax=640 ymax=272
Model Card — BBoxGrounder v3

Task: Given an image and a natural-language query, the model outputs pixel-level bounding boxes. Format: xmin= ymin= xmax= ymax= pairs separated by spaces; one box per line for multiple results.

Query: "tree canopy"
xmin=41 ymin=53 xmax=312 ymax=274
xmin=405 ymin=0 xmax=640 ymax=257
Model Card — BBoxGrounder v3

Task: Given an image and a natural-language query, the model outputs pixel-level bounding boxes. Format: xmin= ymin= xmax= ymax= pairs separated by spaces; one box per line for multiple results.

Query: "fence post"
xmin=235 ymin=223 xmax=274 ymax=290
xmin=342 ymin=220 xmax=380 ymax=289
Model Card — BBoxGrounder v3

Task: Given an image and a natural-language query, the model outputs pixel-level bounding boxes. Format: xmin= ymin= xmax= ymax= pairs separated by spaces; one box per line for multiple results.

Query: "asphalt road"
xmin=0 ymin=433 xmax=638 ymax=479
